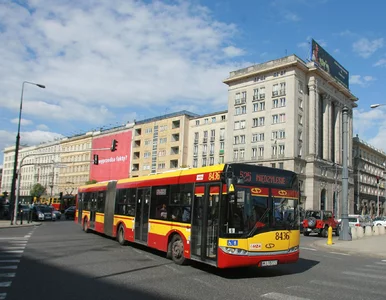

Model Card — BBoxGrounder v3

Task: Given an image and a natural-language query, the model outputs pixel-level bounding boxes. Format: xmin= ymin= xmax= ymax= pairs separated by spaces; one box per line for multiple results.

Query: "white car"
xmin=373 ymin=216 xmax=386 ymax=227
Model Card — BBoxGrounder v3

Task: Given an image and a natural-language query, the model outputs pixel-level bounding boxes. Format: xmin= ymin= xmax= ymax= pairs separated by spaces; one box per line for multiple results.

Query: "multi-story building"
xmin=353 ymin=135 xmax=386 ymax=216
xmin=223 ymin=54 xmax=358 ymax=214
xmin=187 ymin=111 xmax=227 ymax=168
xmin=131 ymin=111 xmax=198 ymax=177
xmin=58 ymin=133 xmax=93 ymax=196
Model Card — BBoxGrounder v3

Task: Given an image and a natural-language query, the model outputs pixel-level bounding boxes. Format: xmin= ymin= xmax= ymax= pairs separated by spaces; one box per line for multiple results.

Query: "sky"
xmin=1 ymin=0 xmax=386 ymax=168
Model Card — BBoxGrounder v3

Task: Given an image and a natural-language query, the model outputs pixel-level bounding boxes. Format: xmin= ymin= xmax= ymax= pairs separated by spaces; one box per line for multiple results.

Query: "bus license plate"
xmin=261 ymin=260 xmax=278 ymax=267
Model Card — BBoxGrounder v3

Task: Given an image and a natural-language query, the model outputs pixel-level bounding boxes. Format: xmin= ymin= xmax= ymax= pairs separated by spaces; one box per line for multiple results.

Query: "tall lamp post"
xmin=10 ymin=81 xmax=45 ymax=225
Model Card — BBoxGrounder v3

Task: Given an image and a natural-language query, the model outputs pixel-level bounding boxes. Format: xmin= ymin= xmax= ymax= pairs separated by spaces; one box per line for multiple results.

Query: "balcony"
xmin=135 ymin=129 xmax=142 ymax=136
xmin=253 ymin=95 xmax=259 ymax=101
xmin=259 ymin=94 xmax=265 ymax=99
xmin=210 ymin=136 xmax=215 ymax=142
xmin=272 ymin=91 xmax=278 ymax=97
xmin=219 ymin=136 xmax=225 ymax=141
xmin=202 ymin=152 xmax=207 ymax=156
xmin=209 ymin=151 xmax=214 ymax=156
xmin=279 ymin=89 xmax=286 ymax=96
xmin=219 ymin=149 xmax=224 ymax=155
xmin=170 ymin=146 xmax=179 ymax=155
xmin=203 ymin=137 xmax=208 ymax=143
xmin=194 ymin=139 xmax=199 ymax=144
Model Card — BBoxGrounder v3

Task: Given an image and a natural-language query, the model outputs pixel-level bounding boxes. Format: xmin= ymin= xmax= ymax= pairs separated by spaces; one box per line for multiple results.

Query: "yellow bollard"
xmin=327 ymin=226 xmax=333 ymax=245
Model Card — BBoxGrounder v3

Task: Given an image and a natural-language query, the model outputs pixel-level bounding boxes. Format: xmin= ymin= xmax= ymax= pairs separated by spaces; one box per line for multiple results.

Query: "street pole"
xmin=10 ymin=81 xmax=45 ymax=225
xmin=339 ymin=106 xmax=352 ymax=241
xmin=334 ymin=163 xmax=338 ymax=218
xmin=377 ymin=182 xmax=380 ymax=217
xmin=357 ymin=167 xmax=360 ymax=214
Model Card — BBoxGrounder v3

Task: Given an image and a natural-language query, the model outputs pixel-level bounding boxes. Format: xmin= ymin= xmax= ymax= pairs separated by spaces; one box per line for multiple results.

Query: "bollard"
xmin=373 ymin=225 xmax=379 ymax=236
xmin=357 ymin=226 xmax=364 ymax=238
xmin=379 ymin=225 xmax=386 ymax=235
xmin=365 ymin=225 xmax=373 ymax=236
xmin=351 ymin=227 xmax=358 ymax=240
xmin=327 ymin=226 xmax=333 ymax=245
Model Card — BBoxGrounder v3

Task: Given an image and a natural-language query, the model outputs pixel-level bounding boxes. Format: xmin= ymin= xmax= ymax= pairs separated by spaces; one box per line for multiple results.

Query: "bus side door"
xmin=135 ymin=188 xmax=151 ymax=244
xmin=190 ymin=184 xmax=221 ymax=263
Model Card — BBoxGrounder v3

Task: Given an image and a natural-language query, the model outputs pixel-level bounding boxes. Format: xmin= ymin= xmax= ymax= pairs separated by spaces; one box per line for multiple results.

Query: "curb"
xmin=0 ymin=222 xmax=42 ymax=229
xmin=311 ymin=240 xmax=386 ymax=259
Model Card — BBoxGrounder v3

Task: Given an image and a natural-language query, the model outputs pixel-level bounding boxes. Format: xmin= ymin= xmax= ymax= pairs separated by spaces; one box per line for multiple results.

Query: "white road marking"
xmin=0 ymin=238 xmax=28 ymax=240
xmin=2 ymin=250 xmax=23 ymax=254
xmin=342 ymin=271 xmax=386 ymax=280
xmin=24 ymin=235 xmax=31 ymax=238
xmin=0 ymin=266 xmax=17 ymax=270
xmin=164 ymin=264 xmax=182 ymax=273
xmin=2 ymin=247 xmax=25 ymax=250
xmin=261 ymin=292 xmax=310 ymax=300
xmin=145 ymin=255 xmax=155 ymax=260
xmin=328 ymin=252 xmax=350 ymax=256
xmin=0 ymin=293 xmax=6 ymax=300
xmin=374 ymin=261 xmax=386 ymax=265
xmin=0 ymin=260 xmax=20 ymax=263
xmin=0 ymin=282 xmax=11 ymax=287
xmin=310 ymin=280 xmax=385 ymax=296
xmin=0 ymin=273 xmax=16 ymax=278
xmin=132 ymin=249 xmax=142 ymax=254
xmin=300 ymin=247 xmax=316 ymax=251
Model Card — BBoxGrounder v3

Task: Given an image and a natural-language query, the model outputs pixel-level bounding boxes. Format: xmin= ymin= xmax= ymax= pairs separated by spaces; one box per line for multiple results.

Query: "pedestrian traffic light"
xmin=93 ymin=154 xmax=99 ymax=165
xmin=111 ymin=139 xmax=118 ymax=152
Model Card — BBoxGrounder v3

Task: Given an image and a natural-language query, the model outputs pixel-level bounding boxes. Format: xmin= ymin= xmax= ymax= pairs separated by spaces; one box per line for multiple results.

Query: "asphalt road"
xmin=1 ymin=221 xmax=385 ymax=300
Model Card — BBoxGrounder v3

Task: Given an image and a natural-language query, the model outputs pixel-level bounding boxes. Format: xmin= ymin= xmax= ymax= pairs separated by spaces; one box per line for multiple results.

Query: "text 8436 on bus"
xmin=76 ymin=163 xmax=300 ymax=269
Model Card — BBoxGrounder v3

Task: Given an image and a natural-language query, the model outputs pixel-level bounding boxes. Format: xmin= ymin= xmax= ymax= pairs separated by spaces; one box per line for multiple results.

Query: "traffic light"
xmin=93 ymin=154 xmax=99 ymax=165
xmin=377 ymin=176 xmax=380 ymax=184
xmin=111 ymin=139 xmax=118 ymax=152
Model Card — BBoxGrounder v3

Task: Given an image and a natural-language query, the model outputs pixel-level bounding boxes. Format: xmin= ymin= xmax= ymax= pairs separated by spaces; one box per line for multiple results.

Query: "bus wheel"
xmin=83 ymin=218 xmax=89 ymax=233
xmin=117 ymin=225 xmax=127 ymax=246
xmin=170 ymin=234 xmax=187 ymax=265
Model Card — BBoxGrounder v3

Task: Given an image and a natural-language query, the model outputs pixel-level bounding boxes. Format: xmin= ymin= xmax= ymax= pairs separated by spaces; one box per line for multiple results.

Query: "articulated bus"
xmin=76 ymin=163 xmax=300 ymax=269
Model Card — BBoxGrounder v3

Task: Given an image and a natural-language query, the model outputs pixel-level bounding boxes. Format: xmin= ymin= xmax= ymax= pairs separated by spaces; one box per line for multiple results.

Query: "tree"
xmin=30 ymin=183 xmax=46 ymax=199
xmin=85 ymin=179 xmax=98 ymax=185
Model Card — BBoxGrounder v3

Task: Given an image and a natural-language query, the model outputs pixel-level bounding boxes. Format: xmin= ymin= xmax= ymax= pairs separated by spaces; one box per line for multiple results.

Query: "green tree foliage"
xmin=30 ymin=183 xmax=46 ymax=198
xmin=85 ymin=179 xmax=98 ymax=185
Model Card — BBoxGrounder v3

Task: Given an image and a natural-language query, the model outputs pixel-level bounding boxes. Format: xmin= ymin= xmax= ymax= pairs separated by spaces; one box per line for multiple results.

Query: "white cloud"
xmin=36 ymin=124 xmax=49 ymax=130
xmin=374 ymin=58 xmax=386 ymax=67
xmin=284 ymin=12 xmax=300 ymax=22
xmin=11 ymin=118 xmax=33 ymax=126
xmin=353 ymin=38 xmax=384 ymax=58
xmin=222 ymin=46 xmax=245 ymax=57
xmin=21 ymin=131 xmax=64 ymax=146
xmin=350 ymin=75 xmax=376 ymax=87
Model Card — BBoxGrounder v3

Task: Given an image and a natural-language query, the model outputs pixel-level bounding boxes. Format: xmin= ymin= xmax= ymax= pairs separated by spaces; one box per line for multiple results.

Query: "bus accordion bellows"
xmin=76 ymin=163 xmax=300 ymax=269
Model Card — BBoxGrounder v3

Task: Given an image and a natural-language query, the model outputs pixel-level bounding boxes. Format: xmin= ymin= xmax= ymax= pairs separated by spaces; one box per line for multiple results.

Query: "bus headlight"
xmin=220 ymin=246 xmax=248 ymax=255
xmin=288 ymin=246 xmax=299 ymax=253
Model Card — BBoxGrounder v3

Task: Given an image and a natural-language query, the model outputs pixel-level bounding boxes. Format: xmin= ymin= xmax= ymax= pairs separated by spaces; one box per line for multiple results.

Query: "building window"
xmin=258 ymin=146 xmax=264 ymax=157
xmin=233 ymin=150 xmax=238 ymax=159
xmin=234 ymin=136 xmax=240 ymax=145
xmin=280 ymin=98 xmax=286 ymax=107
xmin=193 ymin=158 xmax=198 ymax=168
xmin=280 ymin=82 xmax=286 ymax=95
xmin=272 ymin=145 xmax=277 ymax=156
xmin=211 ymin=117 xmax=216 ymax=123
xmin=240 ymin=135 xmax=245 ymax=144
xmin=271 ymin=163 xmax=276 ymax=168
xmin=272 ymin=84 xmax=279 ymax=97
xmin=235 ymin=92 xmax=241 ymax=105
xmin=160 ymin=137 xmax=167 ymax=144
xmin=220 ymin=142 xmax=224 ymax=150
xmin=252 ymin=133 xmax=265 ymax=142
xmin=158 ymin=162 xmax=166 ymax=169
xmin=204 ymin=118 xmax=208 ymax=124
xmin=202 ymin=157 xmax=207 ymax=167
xmin=279 ymin=162 xmax=284 ymax=169
xmin=298 ymin=81 xmax=304 ymax=94
xmin=299 ymin=114 xmax=303 ymax=125
xmin=221 ymin=115 xmax=226 ymax=121
xmin=279 ymin=144 xmax=285 ymax=155
xmin=241 ymin=105 xmax=247 ymax=114
xmin=299 ymin=98 xmax=303 ymax=109
xmin=195 ymin=120 xmax=200 ymax=126
xmin=252 ymin=147 xmax=257 ymax=158
xmin=240 ymin=149 xmax=245 ymax=160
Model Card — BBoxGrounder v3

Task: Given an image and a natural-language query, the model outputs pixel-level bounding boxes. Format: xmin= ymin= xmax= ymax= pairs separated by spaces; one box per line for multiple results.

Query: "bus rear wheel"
xmin=170 ymin=234 xmax=187 ymax=265
xmin=117 ymin=225 xmax=127 ymax=245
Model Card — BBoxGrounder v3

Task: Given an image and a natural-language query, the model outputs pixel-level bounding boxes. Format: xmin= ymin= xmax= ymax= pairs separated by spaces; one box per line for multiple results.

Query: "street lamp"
xmin=10 ymin=81 xmax=45 ymax=225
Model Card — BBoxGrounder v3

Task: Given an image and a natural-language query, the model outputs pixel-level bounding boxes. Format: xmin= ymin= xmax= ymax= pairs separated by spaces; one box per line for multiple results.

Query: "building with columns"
xmin=223 ymin=54 xmax=358 ymax=214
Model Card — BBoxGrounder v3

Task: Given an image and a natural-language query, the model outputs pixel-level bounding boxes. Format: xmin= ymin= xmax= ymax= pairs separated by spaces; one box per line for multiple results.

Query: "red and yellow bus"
xmin=76 ymin=163 xmax=300 ymax=269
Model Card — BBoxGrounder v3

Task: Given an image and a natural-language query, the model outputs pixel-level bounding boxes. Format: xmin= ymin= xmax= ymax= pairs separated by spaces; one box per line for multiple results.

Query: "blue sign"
xmin=227 ymin=240 xmax=238 ymax=246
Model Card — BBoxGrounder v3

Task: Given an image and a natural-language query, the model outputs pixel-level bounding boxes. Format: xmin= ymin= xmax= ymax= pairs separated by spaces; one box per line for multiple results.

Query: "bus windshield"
xmin=223 ymin=185 xmax=299 ymax=237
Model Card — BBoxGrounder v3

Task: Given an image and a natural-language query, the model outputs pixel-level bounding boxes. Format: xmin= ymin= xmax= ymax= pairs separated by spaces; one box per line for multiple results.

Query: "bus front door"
xmin=190 ymin=184 xmax=220 ymax=263
xmin=89 ymin=193 xmax=97 ymax=230
xmin=135 ymin=188 xmax=151 ymax=244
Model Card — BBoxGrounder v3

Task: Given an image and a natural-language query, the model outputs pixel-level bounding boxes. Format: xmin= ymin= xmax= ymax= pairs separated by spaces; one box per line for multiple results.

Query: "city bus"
xmin=76 ymin=163 xmax=300 ymax=269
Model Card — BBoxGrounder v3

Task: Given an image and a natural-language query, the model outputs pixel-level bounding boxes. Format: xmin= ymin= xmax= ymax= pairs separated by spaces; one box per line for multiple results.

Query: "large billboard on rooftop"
xmin=311 ymin=39 xmax=349 ymax=89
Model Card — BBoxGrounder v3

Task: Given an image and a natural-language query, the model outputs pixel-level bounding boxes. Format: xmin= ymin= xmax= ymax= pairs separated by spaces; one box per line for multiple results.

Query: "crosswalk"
xmin=0 ymin=227 xmax=36 ymax=300
xmin=259 ymin=260 xmax=386 ymax=300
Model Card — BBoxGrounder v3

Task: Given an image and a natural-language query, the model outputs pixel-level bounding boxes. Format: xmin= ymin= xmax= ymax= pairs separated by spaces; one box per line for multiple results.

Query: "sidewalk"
xmin=312 ymin=234 xmax=386 ymax=259
xmin=0 ymin=220 xmax=41 ymax=229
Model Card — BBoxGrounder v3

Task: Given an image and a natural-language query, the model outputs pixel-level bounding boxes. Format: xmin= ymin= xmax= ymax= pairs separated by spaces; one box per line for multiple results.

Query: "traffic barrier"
xmin=351 ymin=226 xmax=358 ymax=240
xmin=327 ymin=226 xmax=333 ymax=245
xmin=378 ymin=225 xmax=385 ymax=235
xmin=357 ymin=226 xmax=364 ymax=238
xmin=364 ymin=226 xmax=373 ymax=237
xmin=373 ymin=225 xmax=380 ymax=236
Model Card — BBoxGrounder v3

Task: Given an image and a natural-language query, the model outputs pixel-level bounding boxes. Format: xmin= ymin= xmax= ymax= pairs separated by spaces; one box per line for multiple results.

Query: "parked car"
xmin=302 ymin=210 xmax=339 ymax=237
xmin=339 ymin=215 xmax=373 ymax=228
xmin=49 ymin=206 xmax=62 ymax=220
xmin=64 ymin=206 xmax=76 ymax=220
xmin=373 ymin=216 xmax=386 ymax=227
xmin=32 ymin=205 xmax=56 ymax=221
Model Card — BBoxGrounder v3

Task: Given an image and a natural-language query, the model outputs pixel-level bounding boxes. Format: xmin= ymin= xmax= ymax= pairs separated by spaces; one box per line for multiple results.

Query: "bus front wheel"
xmin=170 ymin=234 xmax=187 ymax=265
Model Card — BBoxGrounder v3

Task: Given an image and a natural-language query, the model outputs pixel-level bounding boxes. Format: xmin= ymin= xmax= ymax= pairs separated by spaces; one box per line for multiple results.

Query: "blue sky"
xmin=1 ymin=0 xmax=386 ymax=167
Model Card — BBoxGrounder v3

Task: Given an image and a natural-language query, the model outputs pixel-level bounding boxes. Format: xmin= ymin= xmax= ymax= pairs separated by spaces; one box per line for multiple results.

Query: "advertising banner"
xmin=311 ymin=39 xmax=349 ymax=89
xmin=90 ymin=130 xmax=132 ymax=182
